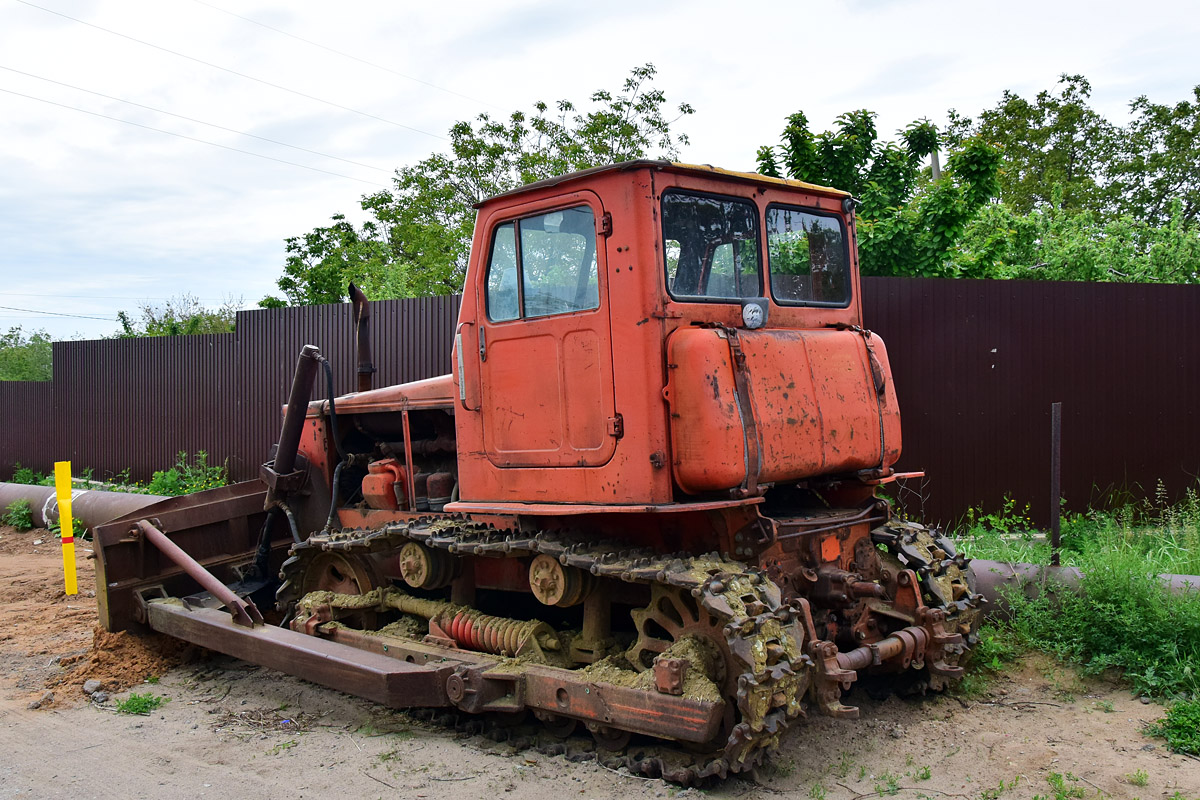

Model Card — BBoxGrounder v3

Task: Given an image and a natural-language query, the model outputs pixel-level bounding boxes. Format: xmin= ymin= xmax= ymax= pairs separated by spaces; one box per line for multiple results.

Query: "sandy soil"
xmin=1 ymin=524 xmax=1197 ymax=800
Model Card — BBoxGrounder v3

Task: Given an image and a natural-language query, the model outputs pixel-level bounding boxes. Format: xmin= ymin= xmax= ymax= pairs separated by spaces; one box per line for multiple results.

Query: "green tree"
xmin=758 ymin=110 xmax=1001 ymax=277
xmin=949 ymin=198 xmax=1200 ymax=283
xmin=116 ymin=294 xmax=239 ymax=337
xmin=1110 ymin=86 xmax=1200 ymax=224
xmin=756 ymin=110 xmax=940 ymax=219
xmin=945 ymin=74 xmax=1115 ymax=215
xmin=0 ymin=326 xmax=52 ymax=381
xmin=263 ymin=64 xmax=694 ymax=307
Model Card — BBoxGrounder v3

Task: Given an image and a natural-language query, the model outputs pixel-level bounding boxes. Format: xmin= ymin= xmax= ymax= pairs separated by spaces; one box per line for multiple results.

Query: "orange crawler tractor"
xmin=95 ymin=162 xmax=981 ymax=782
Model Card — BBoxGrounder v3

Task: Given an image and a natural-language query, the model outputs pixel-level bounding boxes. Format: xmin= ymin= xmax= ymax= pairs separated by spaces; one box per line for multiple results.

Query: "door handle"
xmin=455 ymin=322 xmax=481 ymax=412
xmin=478 ymin=326 xmax=487 ymax=362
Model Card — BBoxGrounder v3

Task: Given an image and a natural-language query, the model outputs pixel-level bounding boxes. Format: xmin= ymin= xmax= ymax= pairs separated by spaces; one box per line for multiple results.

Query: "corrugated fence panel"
xmin=4 ymin=283 xmax=1198 ymax=526
xmin=864 ymin=277 xmax=1200 ymax=526
xmin=49 ymin=335 xmax=239 ymax=483
xmin=0 ymin=381 xmax=54 ymax=479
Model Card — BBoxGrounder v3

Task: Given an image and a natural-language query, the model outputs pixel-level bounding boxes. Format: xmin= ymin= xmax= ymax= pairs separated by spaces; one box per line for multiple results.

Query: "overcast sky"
xmin=2 ymin=0 xmax=1197 ymax=340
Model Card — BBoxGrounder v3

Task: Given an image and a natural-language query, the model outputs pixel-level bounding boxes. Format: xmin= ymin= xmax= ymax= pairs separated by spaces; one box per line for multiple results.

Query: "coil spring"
xmin=444 ymin=609 xmax=543 ymax=656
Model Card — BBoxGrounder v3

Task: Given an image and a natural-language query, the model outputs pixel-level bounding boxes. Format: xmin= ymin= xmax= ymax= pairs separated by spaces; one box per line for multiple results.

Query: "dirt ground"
xmin=1 ymin=524 xmax=1197 ymax=800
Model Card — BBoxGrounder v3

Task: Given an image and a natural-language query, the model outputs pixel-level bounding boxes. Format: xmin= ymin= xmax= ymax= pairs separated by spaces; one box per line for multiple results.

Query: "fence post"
xmin=1050 ymin=402 xmax=1062 ymax=567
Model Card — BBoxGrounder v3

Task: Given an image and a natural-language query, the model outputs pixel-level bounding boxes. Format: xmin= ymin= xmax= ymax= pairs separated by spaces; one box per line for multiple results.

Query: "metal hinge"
xmin=599 ymin=212 xmax=613 ymax=236
xmin=607 ymin=414 xmax=624 ymax=438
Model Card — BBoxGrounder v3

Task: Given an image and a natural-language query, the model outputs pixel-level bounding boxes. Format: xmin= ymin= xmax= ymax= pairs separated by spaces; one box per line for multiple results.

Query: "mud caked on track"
xmin=2 ymin=523 xmax=1197 ymax=800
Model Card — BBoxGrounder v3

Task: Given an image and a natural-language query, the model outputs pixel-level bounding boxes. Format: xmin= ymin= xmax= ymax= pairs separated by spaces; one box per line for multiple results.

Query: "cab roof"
xmin=476 ymin=160 xmax=850 ymax=208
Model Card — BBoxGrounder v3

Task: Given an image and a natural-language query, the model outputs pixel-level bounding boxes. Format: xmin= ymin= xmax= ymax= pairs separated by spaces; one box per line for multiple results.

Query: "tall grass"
xmin=954 ymin=485 xmax=1200 ymax=699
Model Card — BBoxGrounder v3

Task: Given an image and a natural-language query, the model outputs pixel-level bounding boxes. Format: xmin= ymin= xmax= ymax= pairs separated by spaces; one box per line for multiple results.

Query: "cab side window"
xmin=766 ymin=205 xmax=850 ymax=306
xmin=662 ymin=191 xmax=761 ymax=301
xmin=485 ymin=206 xmax=599 ymax=321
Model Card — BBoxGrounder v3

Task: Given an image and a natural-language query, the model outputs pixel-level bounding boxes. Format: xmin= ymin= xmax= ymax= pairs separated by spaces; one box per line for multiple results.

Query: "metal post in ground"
xmin=1050 ymin=401 xmax=1062 ymax=567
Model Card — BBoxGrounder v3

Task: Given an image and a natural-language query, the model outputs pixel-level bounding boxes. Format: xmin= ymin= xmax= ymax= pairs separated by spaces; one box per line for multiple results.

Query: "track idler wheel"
xmin=397 ymin=541 xmax=455 ymax=590
xmin=528 ymin=554 xmax=593 ymax=607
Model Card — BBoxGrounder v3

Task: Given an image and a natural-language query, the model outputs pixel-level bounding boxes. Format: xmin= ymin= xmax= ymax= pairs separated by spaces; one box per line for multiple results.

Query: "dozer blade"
xmin=93 ymin=480 xmax=290 ymax=632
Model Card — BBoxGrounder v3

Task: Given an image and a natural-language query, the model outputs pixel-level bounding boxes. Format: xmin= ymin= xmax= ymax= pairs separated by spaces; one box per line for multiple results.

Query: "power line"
xmin=2 ymin=291 xmax=236 ymax=301
xmin=0 ymin=87 xmax=391 ymax=187
xmin=0 ymin=304 xmax=118 ymax=321
xmin=0 ymin=65 xmax=393 ymax=175
xmin=189 ymin=0 xmax=504 ymax=111
xmin=15 ymin=0 xmax=448 ymax=141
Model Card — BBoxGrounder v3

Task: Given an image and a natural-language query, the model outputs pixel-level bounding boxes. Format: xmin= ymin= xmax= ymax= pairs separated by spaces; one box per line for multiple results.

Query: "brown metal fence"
xmin=1 ymin=281 xmax=1197 ymax=527
xmin=864 ymin=278 xmax=1200 ymax=527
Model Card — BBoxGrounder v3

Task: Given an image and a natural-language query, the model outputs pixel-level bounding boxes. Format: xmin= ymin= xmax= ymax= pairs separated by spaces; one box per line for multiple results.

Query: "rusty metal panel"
xmin=0 ymin=381 xmax=53 ymax=479
xmin=863 ymin=277 xmax=1200 ymax=527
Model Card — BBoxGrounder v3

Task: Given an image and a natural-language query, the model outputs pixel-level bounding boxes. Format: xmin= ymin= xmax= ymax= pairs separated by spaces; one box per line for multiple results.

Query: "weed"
xmin=10 ymin=463 xmax=46 ymax=485
xmin=145 ymin=676 xmax=160 ymax=685
xmin=874 ymin=772 xmax=900 ymax=796
xmin=1145 ymin=697 xmax=1200 ymax=756
xmin=956 ymin=624 xmax=1021 ymax=697
xmin=268 ymin=740 xmax=297 ymax=755
xmin=145 ymin=451 xmax=228 ymax=496
xmin=1125 ymin=769 xmax=1149 ymax=787
xmin=978 ymin=775 xmax=1020 ymax=800
xmin=1093 ymin=700 xmax=1114 ymax=713
xmin=963 ymin=488 xmax=1200 ymax=700
xmin=834 ymin=751 xmax=854 ymax=778
xmin=858 ymin=765 xmax=867 ymax=780
xmin=1033 ymin=771 xmax=1085 ymax=800
xmin=3 ymin=499 xmax=34 ymax=531
xmin=913 ymin=765 xmax=932 ymax=781
xmin=808 ymin=782 xmax=827 ymax=800
xmin=116 ymin=693 xmax=168 ymax=715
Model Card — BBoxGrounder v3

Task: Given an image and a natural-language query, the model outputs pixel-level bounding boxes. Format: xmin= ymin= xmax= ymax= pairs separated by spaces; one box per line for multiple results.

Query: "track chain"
xmin=277 ymin=517 xmax=811 ymax=783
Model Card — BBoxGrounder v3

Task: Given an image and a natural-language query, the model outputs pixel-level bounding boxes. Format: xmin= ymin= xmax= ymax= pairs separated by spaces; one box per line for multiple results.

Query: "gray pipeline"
xmin=970 ymin=558 xmax=1200 ymax=615
xmin=0 ymin=482 xmax=167 ymax=529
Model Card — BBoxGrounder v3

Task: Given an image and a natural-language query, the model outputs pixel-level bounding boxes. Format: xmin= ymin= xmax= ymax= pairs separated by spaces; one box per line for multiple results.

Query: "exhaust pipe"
xmin=349 ymin=283 xmax=375 ymax=394
xmin=260 ymin=344 xmax=321 ymax=508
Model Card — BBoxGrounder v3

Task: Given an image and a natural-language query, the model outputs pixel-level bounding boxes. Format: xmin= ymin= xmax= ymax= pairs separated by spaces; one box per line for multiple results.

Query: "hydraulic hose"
xmin=316 ymin=354 xmax=347 ymax=461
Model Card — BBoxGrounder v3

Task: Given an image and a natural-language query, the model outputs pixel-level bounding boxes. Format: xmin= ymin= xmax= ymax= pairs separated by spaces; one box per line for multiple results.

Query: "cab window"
xmin=765 ymin=205 xmax=850 ymax=306
xmin=485 ymin=206 xmax=599 ymax=322
xmin=662 ymin=191 xmax=761 ymax=301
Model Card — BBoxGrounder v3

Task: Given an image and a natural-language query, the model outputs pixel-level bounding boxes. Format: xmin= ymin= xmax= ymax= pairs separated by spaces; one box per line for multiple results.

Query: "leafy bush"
xmin=10 ymin=463 xmax=45 ymax=485
xmin=1146 ymin=697 xmax=1200 ymax=756
xmin=144 ymin=451 xmax=227 ymax=496
xmin=3 ymin=499 xmax=34 ymax=530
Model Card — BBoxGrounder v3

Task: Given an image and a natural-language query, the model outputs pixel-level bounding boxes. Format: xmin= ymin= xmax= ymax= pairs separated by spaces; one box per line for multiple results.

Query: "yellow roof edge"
xmin=666 ymin=162 xmax=850 ymax=197
xmin=477 ymin=159 xmax=850 ymax=207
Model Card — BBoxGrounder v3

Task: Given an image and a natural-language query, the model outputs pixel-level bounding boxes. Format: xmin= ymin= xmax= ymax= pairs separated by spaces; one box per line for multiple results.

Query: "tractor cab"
xmin=451 ymin=161 xmax=901 ymax=509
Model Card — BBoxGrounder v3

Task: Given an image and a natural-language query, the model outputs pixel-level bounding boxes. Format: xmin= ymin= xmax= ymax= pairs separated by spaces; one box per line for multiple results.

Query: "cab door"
xmin=476 ymin=192 xmax=618 ymax=468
